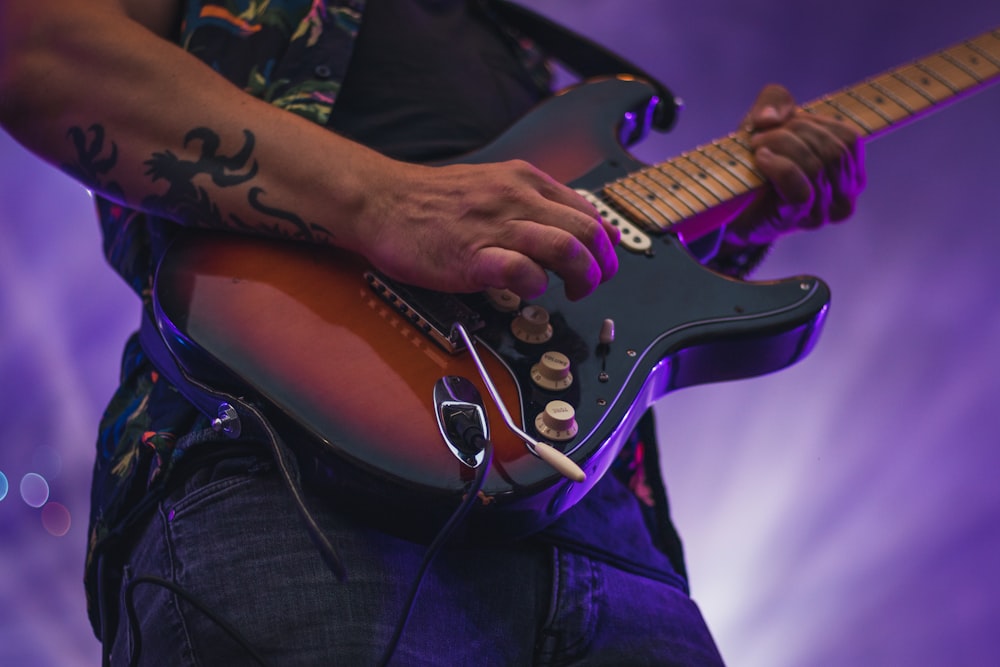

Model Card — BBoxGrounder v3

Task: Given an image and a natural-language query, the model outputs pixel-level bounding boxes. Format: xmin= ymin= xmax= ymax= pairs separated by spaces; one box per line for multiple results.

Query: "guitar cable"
xmin=114 ymin=411 xmax=495 ymax=667
xmin=377 ymin=411 xmax=494 ymax=667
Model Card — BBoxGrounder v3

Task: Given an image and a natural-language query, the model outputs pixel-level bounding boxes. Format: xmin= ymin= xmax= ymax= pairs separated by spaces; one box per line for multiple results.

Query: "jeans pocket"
xmin=164 ymin=451 xmax=273 ymax=522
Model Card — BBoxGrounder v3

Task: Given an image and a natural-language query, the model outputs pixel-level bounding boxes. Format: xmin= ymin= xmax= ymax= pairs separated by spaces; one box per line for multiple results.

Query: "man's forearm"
xmin=0 ymin=0 xmax=393 ymax=249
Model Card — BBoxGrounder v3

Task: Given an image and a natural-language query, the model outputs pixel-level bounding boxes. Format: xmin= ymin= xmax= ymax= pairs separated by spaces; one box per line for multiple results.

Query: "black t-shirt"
xmin=328 ymin=0 xmax=544 ymax=162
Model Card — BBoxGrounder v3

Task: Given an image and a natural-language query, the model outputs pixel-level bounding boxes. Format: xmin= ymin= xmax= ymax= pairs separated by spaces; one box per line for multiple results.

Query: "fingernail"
xmin=759 ymin=106 xmax=780 ymax=122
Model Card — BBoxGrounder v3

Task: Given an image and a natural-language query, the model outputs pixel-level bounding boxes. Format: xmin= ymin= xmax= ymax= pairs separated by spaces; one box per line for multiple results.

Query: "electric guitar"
xmin=152 ymin=29 xmax=1000 ymax=538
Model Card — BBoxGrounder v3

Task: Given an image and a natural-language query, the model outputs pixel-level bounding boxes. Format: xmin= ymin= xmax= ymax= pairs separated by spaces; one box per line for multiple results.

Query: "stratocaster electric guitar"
xmin=153 ymin=29 xmax=1000 ymax=538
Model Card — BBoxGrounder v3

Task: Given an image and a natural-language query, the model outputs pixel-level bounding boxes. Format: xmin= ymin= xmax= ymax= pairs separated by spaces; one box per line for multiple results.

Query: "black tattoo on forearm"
xmin=63 ymin=123 xmax=329 ymax=242
xmin=142 ymin=127 xmax=330 ymax=242
xmin=61 ymin=124 xmax=126 ymax=201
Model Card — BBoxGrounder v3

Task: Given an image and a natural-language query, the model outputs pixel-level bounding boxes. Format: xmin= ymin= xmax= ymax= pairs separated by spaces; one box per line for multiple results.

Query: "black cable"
xmin=124 ymin=575 xmax=273 ymax=667
xmin=377 ymin=424 xmax=495 ymax=667
xmin=117 ymin=413 xmax=492 ymax=667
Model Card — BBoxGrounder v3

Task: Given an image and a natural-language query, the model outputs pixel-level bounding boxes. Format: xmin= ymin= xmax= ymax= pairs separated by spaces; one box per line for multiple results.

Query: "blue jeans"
xmin=110 ymin=450 xmax=724 ymax=666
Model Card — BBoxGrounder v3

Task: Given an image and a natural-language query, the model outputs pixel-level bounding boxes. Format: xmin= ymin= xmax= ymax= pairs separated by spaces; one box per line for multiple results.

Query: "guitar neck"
xmin=603 ymin=28 xmax=1000 ymax=243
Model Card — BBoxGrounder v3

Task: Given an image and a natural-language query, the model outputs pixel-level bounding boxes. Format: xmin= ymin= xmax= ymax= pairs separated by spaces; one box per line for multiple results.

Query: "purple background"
xmin=2 ymin=1 xmax=999 ymax=664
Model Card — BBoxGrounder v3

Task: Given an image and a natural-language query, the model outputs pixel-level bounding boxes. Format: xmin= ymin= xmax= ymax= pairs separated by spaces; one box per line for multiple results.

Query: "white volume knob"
xmin=535 ymin=400 xmax=579 ymax=442
xmin=531 ymin=351 xmax=573 ymax=390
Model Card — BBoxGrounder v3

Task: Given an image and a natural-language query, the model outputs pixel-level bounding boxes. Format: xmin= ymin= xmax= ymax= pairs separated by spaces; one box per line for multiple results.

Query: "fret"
xmin=729 ymin=134 xmax=753 ymax=152
xmin=966 ymin=32 xmax=1000 ymax=68
xmin=808 ymin=100 xmax=870 ymax=135
xmin=846 ymin=82 xmax=913 ymax=126
xmin=672 ymin=156 xmax=731 ymax=201
xmin=920 ymin=54 xmax=981 ymax=89
xmin=821 ymin=94 xmax=883 ymax=133
xmin=627 ymin=173 xmax=687 ymax=223
xmin=715 ymin=137 xmax=763 ymax=179
xmin=894 ymin=64 xmax=957 ymax=102
xmin=844 ymin=89 xmax=895 ymax=124
xmin=605 ymin=180 xmax=672 ymax=231
xmin=699 ymin=141 xmax=763 ymax=190
xmin=868 ymin=73 xmax=936 ymax=113
xmin=634 ymin=170 xmax=698 ymax=218
xmin=682 ymin=149 xmax=745 ymax=195
xmin=945 ymin=43 xmax=1000 ymax=79
xmin=649 ymin=163 xmax=716 ymax=211
xmin=866 ymin=78 xmax=915 ymax=114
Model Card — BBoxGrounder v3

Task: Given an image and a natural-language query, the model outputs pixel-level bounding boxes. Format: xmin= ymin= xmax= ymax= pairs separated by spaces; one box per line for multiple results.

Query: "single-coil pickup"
xmin=575 ymin=189 xmax=652 ymax=254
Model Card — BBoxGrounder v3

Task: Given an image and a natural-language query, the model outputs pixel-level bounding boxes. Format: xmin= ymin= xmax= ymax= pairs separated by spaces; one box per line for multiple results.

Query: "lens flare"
xmin=19 ymin=473 xmax=50 ymax=508
xmin=41 ymin=502 xmax=72 ymax=537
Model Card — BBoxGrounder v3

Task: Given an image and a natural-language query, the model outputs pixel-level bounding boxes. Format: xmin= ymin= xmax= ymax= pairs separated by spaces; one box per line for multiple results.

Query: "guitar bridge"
xmin=364 ymin=270 xmax=485 ymax=354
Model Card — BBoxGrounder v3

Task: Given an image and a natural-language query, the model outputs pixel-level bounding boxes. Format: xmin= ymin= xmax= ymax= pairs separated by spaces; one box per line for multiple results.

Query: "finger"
xmin=516 ymin=192 xmax=619 ymax=287
xmin=745 ymin=84 xmax=797 ymax=132
xmin=490 ymin=214 xmax=615 ymax=301
xmin=467 ymin=245 xmax=550 ymax=300
xmin=779 ymin=115 xmax=866 ymax=221
xmin=753 ymin=146 xmax=814 ymax=222
xmin=517 ymin=218 xmax=612 ymax=300
xmin=522 ymin=167 xmax=622 ymax=270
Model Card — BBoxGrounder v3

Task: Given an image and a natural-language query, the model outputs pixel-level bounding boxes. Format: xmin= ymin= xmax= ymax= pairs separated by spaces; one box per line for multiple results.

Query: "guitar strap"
xmin=480 ymin=0 xmax=679 ymax=132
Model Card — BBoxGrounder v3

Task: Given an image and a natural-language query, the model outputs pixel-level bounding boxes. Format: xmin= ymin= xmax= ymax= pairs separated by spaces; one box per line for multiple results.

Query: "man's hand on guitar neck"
xmin=724 ymin=83 xmax=867 ymax=248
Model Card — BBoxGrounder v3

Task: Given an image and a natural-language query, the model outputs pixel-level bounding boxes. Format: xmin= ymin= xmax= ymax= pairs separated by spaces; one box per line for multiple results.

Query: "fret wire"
xmin=809 ymin=100 xmax=870 ymax=135
xmin=866 ymin=78 xmax=915 ymax=114
xmin=672 ymin=157 xmax=728 ymax=202
xmin=628 ymin=172 xmax=686 ymax=223
xmin=638 ymin=169 xmax=699 ymax=218
xmin=698 ymin=143 xmax=758 ymax=190
xmin=715 ymin=138 xmax=767 ymax=188
xmin=605 ymin=181 xmax=671 ymax=231
xmin=640 ymin=167 xmax=697 ymax=216
xmin=822 ymin=95 xmax=878 ymax=133
xmin=893 ymin=67 xmax=950 ymax=103
xmin=932 ymin=52 xmax=983 ymax=85
xmin=948 ymin=43 xmax=1000 ymax=79
xmin=683 ymin=149 xmax=744 ymax=195
xmin=878 ymin=74 xmax=936 ymax=110
xmin=845 ymin=87 xmax=900 ymax=125
xmin=716 ymin=136 xmax=759 ymax=173
xmin=966 ymin=34 xmax=1000 ymax=68
xmin=615 ymin=177 xmax=676 ymax=228
xmin=603 ymin=191 xmax=660 ymax=232
xmin=652 ymin=163 xmax=714 ymax=211
xmin=914 ymin=61 xmax=959 ymax=94
xmin=729 ymin=134 xmax=752 ymax=152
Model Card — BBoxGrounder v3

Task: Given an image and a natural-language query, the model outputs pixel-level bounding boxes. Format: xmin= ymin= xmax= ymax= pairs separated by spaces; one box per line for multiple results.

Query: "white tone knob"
xmin=531 ymin=351 xmax=573 ymax=391
xmin=535 ymin=400 xmax=579 ymax=441
xmin=485 ymin=287 xmax=521 ymax=313
xmin=511 ymin=305 xmax=553 ymax=344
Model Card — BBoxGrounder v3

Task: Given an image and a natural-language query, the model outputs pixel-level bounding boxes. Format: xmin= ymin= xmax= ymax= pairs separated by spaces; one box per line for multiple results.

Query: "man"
xmin=0 ymin=0 xmax=864 ymax=664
